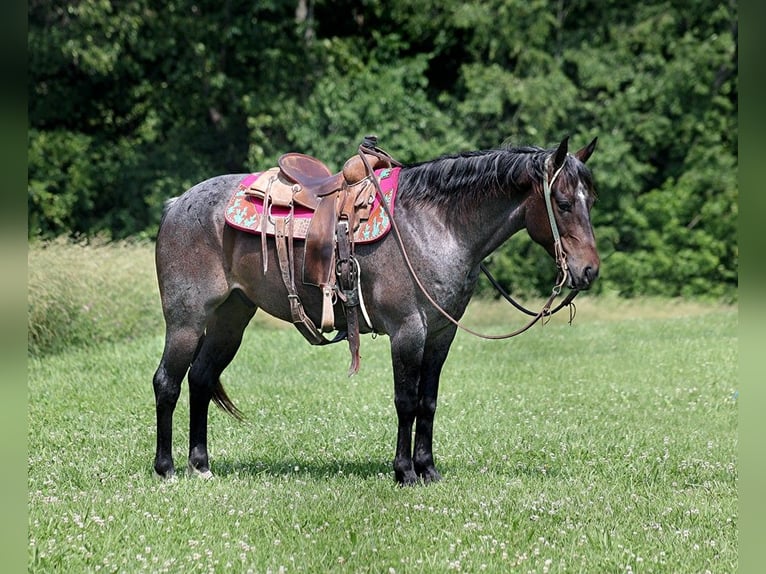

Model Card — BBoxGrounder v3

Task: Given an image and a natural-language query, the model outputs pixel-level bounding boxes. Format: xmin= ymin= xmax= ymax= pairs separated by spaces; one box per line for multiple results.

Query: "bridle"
xmin=358 ymin=144 xmax=579 ymax=340
xmin=542 ymin=158 xmax=570 ymax=281
xmin=480 ymin=156 xmax=578 ymax=321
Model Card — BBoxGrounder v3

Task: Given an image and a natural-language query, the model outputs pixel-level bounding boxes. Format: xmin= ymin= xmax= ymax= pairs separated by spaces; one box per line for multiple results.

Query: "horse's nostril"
xmin=584 ymin=266 xmax=599 ymax=283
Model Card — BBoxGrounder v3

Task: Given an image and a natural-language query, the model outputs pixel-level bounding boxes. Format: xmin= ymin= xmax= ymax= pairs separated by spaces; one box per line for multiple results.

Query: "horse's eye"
xmin=556 ymin=200 xmax=572 ymax=212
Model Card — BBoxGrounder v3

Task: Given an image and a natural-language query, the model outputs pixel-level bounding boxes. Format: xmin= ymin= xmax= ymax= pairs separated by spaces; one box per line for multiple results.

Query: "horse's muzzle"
xmin=568 ymin=264 xmax=599 ymax=290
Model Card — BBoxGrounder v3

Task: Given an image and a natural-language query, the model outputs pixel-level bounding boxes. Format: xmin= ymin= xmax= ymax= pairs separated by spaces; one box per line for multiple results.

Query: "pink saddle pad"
xmin=224 ymin=167 xmax=400 ymax=244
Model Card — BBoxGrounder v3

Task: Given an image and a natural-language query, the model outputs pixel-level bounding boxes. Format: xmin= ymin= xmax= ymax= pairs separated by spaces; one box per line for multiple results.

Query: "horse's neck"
xmin=400 ymin=190 xmax=528 ymax=268
xmin=467 ymin=195 xmax=528 ymax=259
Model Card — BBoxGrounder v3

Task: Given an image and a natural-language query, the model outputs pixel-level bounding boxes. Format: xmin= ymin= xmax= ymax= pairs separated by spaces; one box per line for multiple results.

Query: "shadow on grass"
xmin=213 ymin=456 xmax=392 ymax=480
xmin=212 ymin=456 xmax=460 ymax=483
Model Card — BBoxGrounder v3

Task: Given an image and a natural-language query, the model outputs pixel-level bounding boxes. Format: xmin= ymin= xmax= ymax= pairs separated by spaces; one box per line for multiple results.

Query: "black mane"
xmin=397 ymin=145 xmax=593 ymax=215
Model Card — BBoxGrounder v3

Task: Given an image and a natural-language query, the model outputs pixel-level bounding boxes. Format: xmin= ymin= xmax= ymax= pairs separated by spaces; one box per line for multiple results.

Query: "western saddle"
xmin=244 ymin=136 xmax=398 ymax=375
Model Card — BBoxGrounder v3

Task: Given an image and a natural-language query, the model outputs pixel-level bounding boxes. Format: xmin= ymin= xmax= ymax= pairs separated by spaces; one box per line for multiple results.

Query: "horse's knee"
xmin=153 ymin=366 xmax=182 ymax=406
xmin=418 ymin=397 xmax=437 ymax=418
xmin=394 ymin=392 xmax=418 ymax=416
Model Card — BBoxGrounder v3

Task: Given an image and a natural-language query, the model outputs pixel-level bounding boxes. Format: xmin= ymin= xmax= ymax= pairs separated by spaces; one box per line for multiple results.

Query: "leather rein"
xmin=358 ymin=144 xmax=579 ymax=340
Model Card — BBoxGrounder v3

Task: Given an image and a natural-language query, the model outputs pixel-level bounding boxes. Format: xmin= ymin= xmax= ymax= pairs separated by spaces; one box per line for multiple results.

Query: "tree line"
xmin=28 ymin=0 xmax=738 ymax=300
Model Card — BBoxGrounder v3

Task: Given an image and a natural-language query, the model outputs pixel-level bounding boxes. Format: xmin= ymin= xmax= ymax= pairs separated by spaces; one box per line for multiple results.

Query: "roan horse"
xmin=152 ymin=136 xmax=600 ymax=485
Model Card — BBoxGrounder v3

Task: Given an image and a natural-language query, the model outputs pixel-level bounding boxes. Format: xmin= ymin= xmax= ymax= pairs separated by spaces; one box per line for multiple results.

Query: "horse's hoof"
xmin=421 ymin=468 xmax=442 ymax=484
xmin=187 ymin=462 xmax=215 ymax=480
xmin=153 ymin=468 xmax=176 ymax=481
xmin=396 ymin=470 xmax=420 ymax=487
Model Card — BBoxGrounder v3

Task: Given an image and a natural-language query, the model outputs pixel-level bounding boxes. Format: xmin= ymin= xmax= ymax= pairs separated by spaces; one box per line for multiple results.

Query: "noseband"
xmin=359 ymin=144 xmax=578 ymax=340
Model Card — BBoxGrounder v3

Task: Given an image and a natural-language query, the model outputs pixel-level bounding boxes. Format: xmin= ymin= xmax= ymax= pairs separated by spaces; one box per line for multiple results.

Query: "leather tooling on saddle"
xmin=223 ymin=141 xmax=400 ymax=375
xmin=225 ymin=167 xmax=399 ymax=244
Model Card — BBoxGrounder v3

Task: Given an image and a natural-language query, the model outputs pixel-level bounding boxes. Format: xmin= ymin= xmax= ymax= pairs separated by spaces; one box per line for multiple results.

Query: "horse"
xmin=152 ymin=136 xmax=600 ymax=485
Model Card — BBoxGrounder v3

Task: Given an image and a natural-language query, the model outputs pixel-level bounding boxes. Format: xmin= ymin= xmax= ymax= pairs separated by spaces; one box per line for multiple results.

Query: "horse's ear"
xmin=552 ymin=136 xmax=569 ymax=171
xmin=574 ymin=137 xmax=598 ymax=164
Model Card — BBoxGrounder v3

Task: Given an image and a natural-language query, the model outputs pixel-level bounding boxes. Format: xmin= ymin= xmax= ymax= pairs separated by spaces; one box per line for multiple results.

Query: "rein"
xmin=480 ymin=262 xmax=578 ymax=321
xmin=358 ymin=144 xmax=578 ymax=340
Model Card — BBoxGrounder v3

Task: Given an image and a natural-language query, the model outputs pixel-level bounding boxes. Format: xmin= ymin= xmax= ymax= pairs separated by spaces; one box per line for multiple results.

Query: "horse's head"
xmin=525 ymin=137 xmax=600 ymax=290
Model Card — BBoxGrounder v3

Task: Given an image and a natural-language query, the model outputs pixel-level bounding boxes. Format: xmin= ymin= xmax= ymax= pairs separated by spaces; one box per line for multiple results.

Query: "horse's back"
xmin=159 ymin=174 xmax=245 ymax=241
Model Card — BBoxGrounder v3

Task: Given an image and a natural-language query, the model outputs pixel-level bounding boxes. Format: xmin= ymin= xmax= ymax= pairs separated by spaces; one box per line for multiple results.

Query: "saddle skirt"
xmin=224 ymin=167 xmax=401 ymax=243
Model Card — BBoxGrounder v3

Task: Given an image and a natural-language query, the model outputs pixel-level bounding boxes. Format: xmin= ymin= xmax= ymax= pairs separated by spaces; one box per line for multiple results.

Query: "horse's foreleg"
xmin=153 ymin=326 xmax=203 ymax=479
xmin=413 ymin=326 xmax=458 ymax=484
xmin=413 ymin=399 xmax=441 ymax=483
xmin=187 ymin=292 xmax=255 ymax=478
xmin=390 ymin=326 xmax=426 ymax=486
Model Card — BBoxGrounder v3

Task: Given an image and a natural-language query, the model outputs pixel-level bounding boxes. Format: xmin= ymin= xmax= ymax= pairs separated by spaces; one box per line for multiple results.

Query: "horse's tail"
xmin=212 ymin=380 xmax=245 ymax=421
xmin=190 ymin=335 xmax=245 ymax=422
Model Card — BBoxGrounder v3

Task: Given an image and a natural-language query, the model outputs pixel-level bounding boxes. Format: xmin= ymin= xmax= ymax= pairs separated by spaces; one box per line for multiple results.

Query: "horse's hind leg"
xmin=153 ymin=322 xmax=205 ymax=479
xmin=187 ymin=290 xmax=255 ymax=478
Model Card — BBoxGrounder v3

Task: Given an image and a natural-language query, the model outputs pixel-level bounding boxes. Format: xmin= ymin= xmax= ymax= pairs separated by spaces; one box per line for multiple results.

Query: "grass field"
xmin=28 ymin=240 xmax=737 ymax=572
xmin=28 ymin=291 xmax=737 ymax=572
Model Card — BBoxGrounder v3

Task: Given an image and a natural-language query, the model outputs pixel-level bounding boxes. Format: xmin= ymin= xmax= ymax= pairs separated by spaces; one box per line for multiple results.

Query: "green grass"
xmin=28 ymin=295 xmax=737 ymax=572
xmin=27 ymin=238 xmax=163 ymax=356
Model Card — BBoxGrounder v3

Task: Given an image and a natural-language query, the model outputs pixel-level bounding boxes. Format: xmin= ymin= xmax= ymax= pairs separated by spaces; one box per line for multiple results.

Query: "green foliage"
xmin=28 ymin=129 xmax=95 ymax=237
xmin=28 ymin=0 xmax=737 ymax=299
xmin=259 ymin=47 xmax=473 ymax=168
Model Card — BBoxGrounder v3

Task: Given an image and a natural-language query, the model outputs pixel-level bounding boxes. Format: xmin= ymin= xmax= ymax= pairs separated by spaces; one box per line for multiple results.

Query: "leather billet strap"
xmin=335 ymin=219 xmax=361 ymax=376
xmin=273 ymin=216 xmax=332 ymax=347
xmin=260 ymin=176 xmax=273 ymax=273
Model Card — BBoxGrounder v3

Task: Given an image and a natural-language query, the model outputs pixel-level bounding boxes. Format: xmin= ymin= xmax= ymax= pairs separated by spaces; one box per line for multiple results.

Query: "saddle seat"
xmin=277 ymin=151 xmax=384 ymax=205
xmin=278 ymin=153 xmax=346 ymax=198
